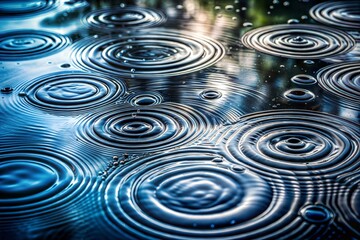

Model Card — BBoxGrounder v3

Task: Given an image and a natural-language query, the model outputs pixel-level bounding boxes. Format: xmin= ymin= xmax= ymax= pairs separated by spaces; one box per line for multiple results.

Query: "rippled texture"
xmin=25 ymin=72 xmax=127 ymax=112
xmin=317 ymin=62 xmax=360 ymax=109
xmin=84 ymin=6 xmax=166 ymax=31
xmin=336 ymin=175 xmax=360 ymax=236
xmin=124 ymin=91 xmax=163 ymax=106
xmin=76 ymin=102 xmax=217 ymax=153
xmin=241 ymin=24 xmax=355 ymax=59
xmin=0 ymin=30 xmax=70 ymax=61
xmin=0 ymin=145 xmax=93 ymax=220
xmin=222 ymin=110 xmax=360 ymax=179
xmin=0 ymin=0 xmax=57 ymax=16
xmin=71 ymin=30 xmax=225 ymax=78
xmin=98 ymin=149 xmax=316 ymax=239
xmin=310 ymin=1 xmax=360 ymax=29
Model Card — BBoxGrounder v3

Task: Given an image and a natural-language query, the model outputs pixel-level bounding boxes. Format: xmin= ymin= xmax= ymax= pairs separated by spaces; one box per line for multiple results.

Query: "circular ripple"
xmin=0 ymin=146 xmax=92 ymax=219
xmin=125 ymin=91 xmax=163 ymax=106
xmin=76 ymin=103 xmax=216 ymax=153
xmin=0 ymin=0 xmax=57 ymax=16
xmin=291 ymin=74 xmax=317 ymax=85
xmin=317 ymin=62 xmax=360 ymax=109
xmin=99 ymin=150 xmax=336 ymax=239
xmin=336 ymin=176 xmax=360 ymax=236
xmin=200 ymin=89 xmax=222 ymax=100
xmin=224 ymin=110 xmax=360 ymax=178
xmin=84 ymin=6 xmax=166 ymax=31
xmin=241 ymin=24 xmax=355 ymax=59
xmin=283 ymin=88 xmax=315 ymax=102
xmin=0 ymin=30 xmax=70 ymax=61
xmin=310 ymin=1 xmax=360 ymax=29
xmin=25 ymin=72 xmax=127 ymax=111
xmin=71 ymin=31 xmax=225 ymax=78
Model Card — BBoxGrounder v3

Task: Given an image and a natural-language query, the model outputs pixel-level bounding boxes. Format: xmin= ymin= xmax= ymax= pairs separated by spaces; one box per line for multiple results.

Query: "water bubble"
xmin=214 ymin=6 xmax=221 ymax=11
xmin=176 ymin=5 xmax=183 ymax=10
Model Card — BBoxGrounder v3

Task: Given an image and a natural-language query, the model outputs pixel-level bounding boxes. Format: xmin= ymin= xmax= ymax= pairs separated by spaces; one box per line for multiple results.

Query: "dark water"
xmin=0 ymin=0 xmax=359 ymax=239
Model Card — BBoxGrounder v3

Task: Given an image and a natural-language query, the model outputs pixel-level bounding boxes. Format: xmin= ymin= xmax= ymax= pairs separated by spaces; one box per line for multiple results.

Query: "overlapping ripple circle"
xmin=0 ymin=1 xmax=359 ymax=239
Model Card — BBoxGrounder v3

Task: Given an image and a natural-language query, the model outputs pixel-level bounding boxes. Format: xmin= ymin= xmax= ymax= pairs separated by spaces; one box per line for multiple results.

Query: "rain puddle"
xmin=0 ymin=0 xmax=359 ymax=239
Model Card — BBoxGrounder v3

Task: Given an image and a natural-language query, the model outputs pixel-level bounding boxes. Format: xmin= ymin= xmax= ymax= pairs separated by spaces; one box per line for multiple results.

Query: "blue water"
xmin=0 ymin=0 xmax=359 ymax=239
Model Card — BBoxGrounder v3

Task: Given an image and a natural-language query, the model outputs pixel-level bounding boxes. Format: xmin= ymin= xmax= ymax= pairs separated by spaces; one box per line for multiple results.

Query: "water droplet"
xmin=212 ymin=157 xmax=223 ymax=163
xmin=130 ymin=68 xmax=136 ymax=73
xmin=176 ymin=5 xmax=183 ymax=10
xmin=1 ymin=87 xmax=13 ymax=93
xmin=300 ymin=205 xmax=334 ymax=224
xmin=243 ymin=22 xmax=253 ymax=27
xmin=60 ymin=63 xmax=71 ymax=68
xmin=18 ymin=91 xmax=27 ymax=97
xmin=225 ymin=5 xmax=234 ymax=11
xmin=304 ymin=60 xmax=315 ymax=65
xmin=287 ymin=19 xmax=299 ymax=24
xmin=231 ymin=165 xmax=245 ymax=172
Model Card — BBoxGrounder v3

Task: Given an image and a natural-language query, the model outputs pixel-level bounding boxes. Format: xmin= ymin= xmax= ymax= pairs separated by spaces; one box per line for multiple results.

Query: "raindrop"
xmin=300 ymin=205 xmax=334 ymax=224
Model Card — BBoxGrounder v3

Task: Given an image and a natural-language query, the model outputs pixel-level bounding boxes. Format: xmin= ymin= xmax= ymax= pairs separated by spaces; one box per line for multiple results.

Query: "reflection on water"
xmin=0 ymin=0 xmax=359 ymax=239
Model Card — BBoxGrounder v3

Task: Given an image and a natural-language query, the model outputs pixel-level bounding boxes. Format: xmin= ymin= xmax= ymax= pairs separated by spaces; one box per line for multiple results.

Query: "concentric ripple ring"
xmin=0 ymin=0 xmax=57 ymax=16
xmin=241 ymin=24 xmax=355 ymax=59
xmin=310 ymin=1 xmax=360 ymax=29
xmin=317 ymin=62 xmax=360 ymax=109
xmin=0 ymin=30 xmax=70 ymax=61
xmin=0 ymin=146 xmax=92 ymax=219
xmin=84 ymin=6 xmax=166 ymax=31
xmin=25 ymin=72 xmax=127 ymax=111
xmin=76 ymin=103 xmax=216 ymax=153
xmin=100 ymin=150 xmax=281 ymax=239
xmin=224 ymin=110 xmax=360 ymax=179
xmin=71 ymin=30 xmax=225 ymax=78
